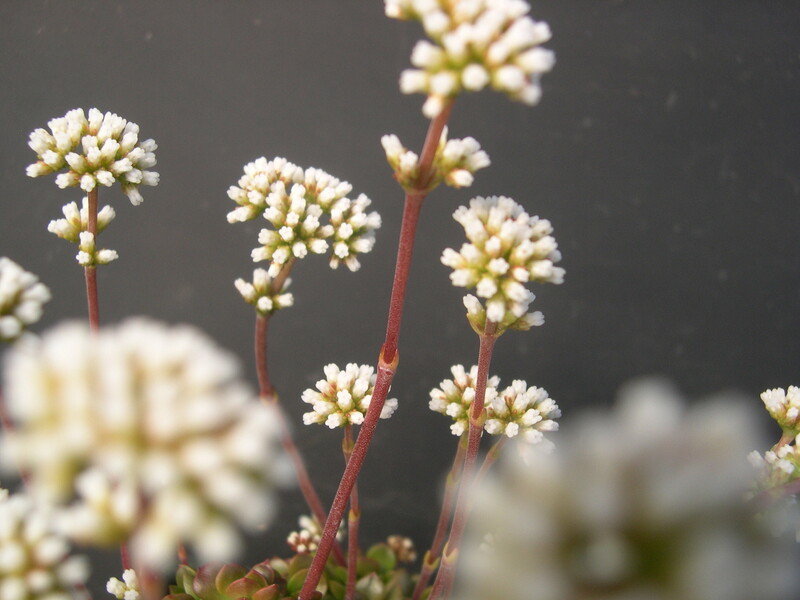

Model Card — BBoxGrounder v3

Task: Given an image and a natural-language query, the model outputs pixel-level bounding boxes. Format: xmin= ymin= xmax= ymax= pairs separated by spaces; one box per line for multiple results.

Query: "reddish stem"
xmin=254 ymin=311 xmax=346 ymax=566
xmin=429 ymin=324 xmax=498 ymax=600
xmin=411 ymin=434 xmax=468 ymax=600
xmin=343 ymin=425 xmax=360 ymax=600
xmin=84 ymin=189 xmax=99 ymax=331
xmin=298 ymin=100 xmax=454 ymax=600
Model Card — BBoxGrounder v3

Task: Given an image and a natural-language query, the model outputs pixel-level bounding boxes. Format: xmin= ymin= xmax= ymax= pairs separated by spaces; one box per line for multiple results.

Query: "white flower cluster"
xmin=0 ymin=258 xmax=50 ymax=343
xmin=1 ymin=319 xmax=290 ymax=571
xmin=484 ymin=380 xmax=560 ymax=451
xmin=429 ymin=365 xmax=558 ymax=448
xmin=234 ymin=268 xmax=294 ymax=315
xmin=387 ymin=535 xmax=417 ymax=563
xmin=27 ymin=108 xmax=159 ymax=205
xmin=429 ymin=364 xmax=500 ymax=436
xmin=106 ymin=569 xmax=139 ymax=600
xmin=441 ymin=196 xmax=564 ymax=330
xmin=381 ymin=127 xmax=490 ymax=192
xmin=286 ymin=515 xmax=343 ymax=556
xmin=0 ymin=489 xmax=89 ymax=600
xmin=228 ymin=158 xmax=381 ymax=275
xmin=302 ymin=363 xmax=399 ymax=429
xmin=47 ymin=197 xmax=119 ymax=267
xmin=47 ymin=197 xmax=115 ymax=243
xmin=457 ymin=380 xmax=800 ymax=600
xmin=762 ymin=386 xmax=800 ymax=436
xmin=750 ymin=442 xmax=800 ymax=492
xmin=386 ymin=0 xmax=555 ymax=117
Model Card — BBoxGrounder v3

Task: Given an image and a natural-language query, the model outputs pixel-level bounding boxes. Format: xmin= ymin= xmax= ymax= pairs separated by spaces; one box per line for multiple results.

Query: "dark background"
xmin=2 ymin=1 xmax=799 ymax=594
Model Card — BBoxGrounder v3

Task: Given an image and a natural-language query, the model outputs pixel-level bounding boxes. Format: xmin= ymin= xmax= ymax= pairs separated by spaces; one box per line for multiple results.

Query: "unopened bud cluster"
xmin=441 ymin=195 xmax=564 ymax=331
xmin=0 ymin=489 xmax=89 ymax=600
xmin=429 ymin=364 xmax=560 ymax=448
xmin=228 ymin=157 xmax=381 ymax=275
xmin=48 ymin=198 xmax=119 ymax=266
xmin=286 ymin=515 xmax=344 ymax=555
xmin=0 ymin=257 xmax=50 ymax=343
xmin=27 ymin=108 xmax=159 ymax=205
xmin=234 ymin=268 xmax=294 ymax=315
xmin=302 ymin=363 xmax=399 ymax=429
xmin=762 ymin=386 xmax=800 ymax=437
xmin=386 ymin=0 xmax=555 ymax=117
xmin=381 ymin=127 xmax=490 ymax=192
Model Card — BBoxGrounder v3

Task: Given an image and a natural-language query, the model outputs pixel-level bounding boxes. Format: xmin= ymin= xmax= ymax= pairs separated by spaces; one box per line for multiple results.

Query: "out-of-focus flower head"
xmin=429 ymin=364 xmax=500 ymax=436
xmin=234 ymin=268 xmax=294 ymax=315
xmin=286 ymin=515 xmax=344 ymax=556
xmin=386 ymin=535 xmax=417 ymax=563
xmin=0 ymin=257 xmax=51 ymax=343
xmin=302 ymin=363 xmax=398 ymax=429
xmin=748 ymin=434 xmax=800 ymax=542
xmin=456 ymin=380 xmax=800 ymax=600
xmin=1 ymin=319 xmax=291 ymax=571
xmin=228 ymin=158 xmax=381 ymax=276
xmin=484 ymin=380 xmax=560 ymax=451
xmin=0 ymin=489 xmax=89 ymax=600
xmin=381 ymin=127 xmax=490 ymax=193
xmin=26 ymin=108 xmax=159 ymax=205
xmin=107 ymin=568 xmax=139 ymax=600
xmin=441 ymin=196 xmax=563 ymax=332
xmin=761 ymin=386 xmax=800 ymax=437
xmin=386 ymin=0 xmax=555 ymax=117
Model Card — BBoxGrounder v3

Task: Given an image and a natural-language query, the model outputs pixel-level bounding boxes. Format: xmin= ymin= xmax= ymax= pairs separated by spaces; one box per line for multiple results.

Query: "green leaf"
xmin=366 ymin=543 xmax=396 ymax=574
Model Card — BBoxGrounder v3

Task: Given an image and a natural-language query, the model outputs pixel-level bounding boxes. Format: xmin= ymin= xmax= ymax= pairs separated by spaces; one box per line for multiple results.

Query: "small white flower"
xmin=0 ymin=257 xmax=51 ymax=343
xmin=286 ymin=515 xmax=345 ymax=555
xmin=387 ymin=0 xmax=555 ymax=116
xmin=27 ymin=108 xmax=158 ymax=204
xmin=429 ymin=364 xmax=500 ymax=436
xmin=327 ymin=195 xmax=381 ymax=271
xmin=302 ymin=363 xmax=398 ymax=429
xmin=234 ymin=268 xmax=293 ymax=315
xmin=76 ymin=231 xmax=118 ymax=267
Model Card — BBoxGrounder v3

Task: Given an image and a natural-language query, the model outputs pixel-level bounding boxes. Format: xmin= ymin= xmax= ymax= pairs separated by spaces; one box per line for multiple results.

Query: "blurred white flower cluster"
xmin=0 ymin=489 xmax=89 ymax=600
xmin=227 ymin=157 xmax=381 ymax=274
xmin=441 ymin=196 xmax=563 ymax=331
xmin=26 ymin=108 xmax=158 ymax=205
xmin=456 ymin=380 xmax=800 ymax=600
xmin=0 ymin=257 xmax=50 ymax=343
xmin=286 ymin=515 xmax=344 ymax=556
xmin=1 ymin=319 xmax=290 ymax=571
xmin=47 ymin=198 xmax=118 ymax=266
xmin=301 ymin=363 xmax=398 ymax=429
xmin=381 ymin=127 xmax=490 ymax=192
xmin=386 ymin=0 xmax=554 ymax=117
xmin=106 ymin=569 xmax=139 ymax=600
xmin=429 ymin=364 xmax=559 ymax=448
xmin=234 ymin=268 xmax=294 ymax=316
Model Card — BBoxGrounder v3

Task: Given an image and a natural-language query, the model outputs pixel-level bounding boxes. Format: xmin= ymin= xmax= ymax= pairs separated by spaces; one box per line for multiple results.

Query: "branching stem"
xmin=429 ymin=321 xmax=498 ymax=600
xmin=298 ymin=101 xmax=454 ymax=600
xmin=411 ymin=433 xmax=468 ymax=600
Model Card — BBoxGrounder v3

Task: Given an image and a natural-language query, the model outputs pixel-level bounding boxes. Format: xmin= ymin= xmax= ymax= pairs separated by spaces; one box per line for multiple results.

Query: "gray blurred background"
xmin=2 ymin=0 xmax=799 ymax=594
